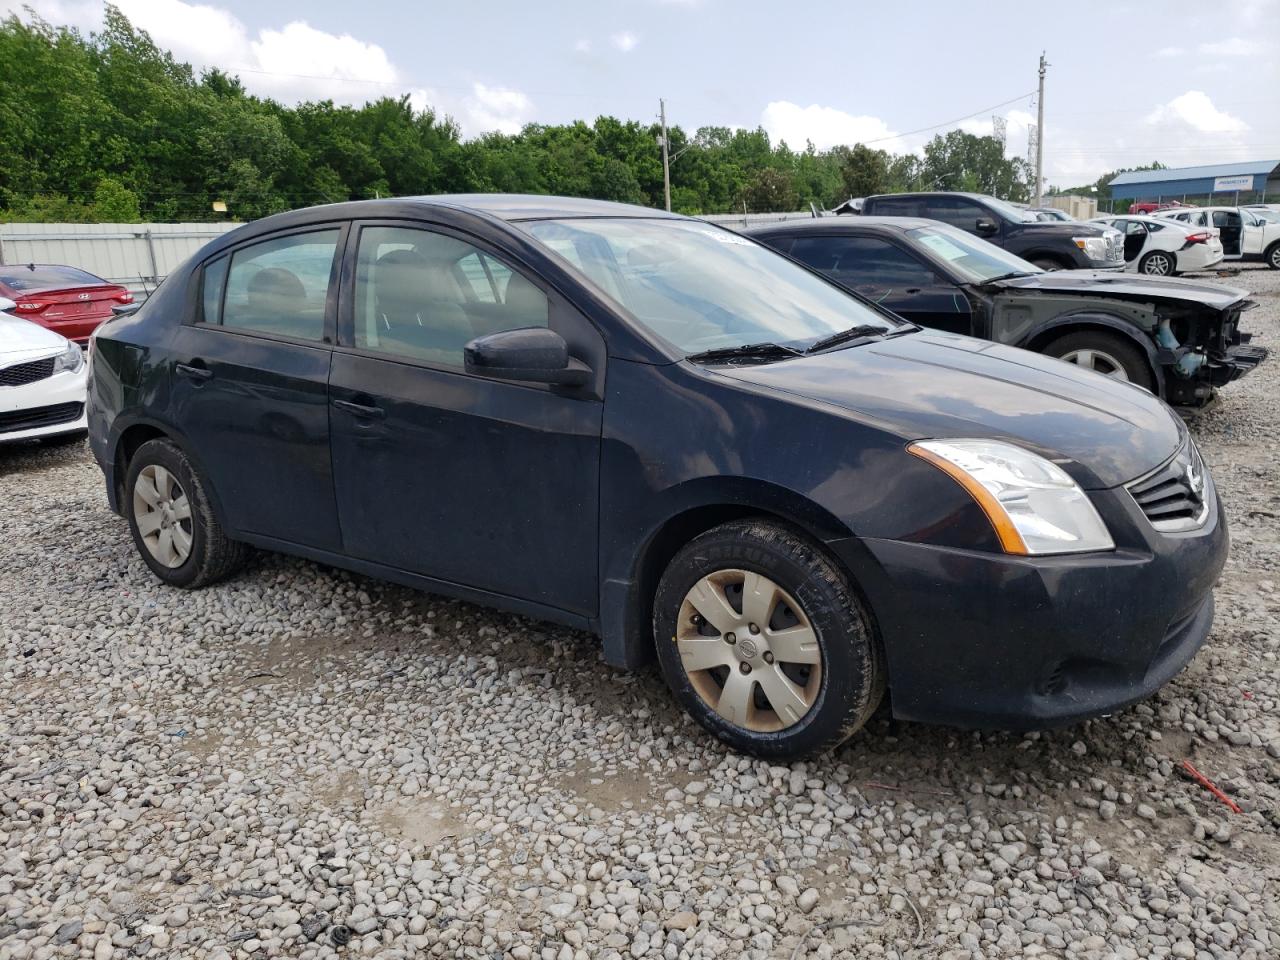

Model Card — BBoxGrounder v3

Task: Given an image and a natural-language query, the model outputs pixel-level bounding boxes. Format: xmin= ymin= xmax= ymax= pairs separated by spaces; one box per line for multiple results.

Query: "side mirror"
xmin=464 ymin=327 xmax=591 ymax=387
xmin=975 ymin=217 xmax=999 ymax=236
xmin=0 ymin=297 xmax=15 ymax=313
xmin=111 ymin=303 xmax=141 ymax=316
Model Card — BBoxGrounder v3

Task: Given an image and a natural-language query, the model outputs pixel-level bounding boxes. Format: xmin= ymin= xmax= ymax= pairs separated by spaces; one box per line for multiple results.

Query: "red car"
xmin=1127 ymin=201 xmax=1190 ymax=216
xmin=0 ymin=264 xmax=133 ymax=345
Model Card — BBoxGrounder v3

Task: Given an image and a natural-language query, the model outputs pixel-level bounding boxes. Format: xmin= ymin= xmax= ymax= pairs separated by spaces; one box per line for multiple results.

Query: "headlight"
xmin=52 ymin=342 xmax=84 ymax=375
xmin=909 ymin=439 xmax=1115 ymax=555
xmin=1073 ymin=236 xmax=1109 ymax=261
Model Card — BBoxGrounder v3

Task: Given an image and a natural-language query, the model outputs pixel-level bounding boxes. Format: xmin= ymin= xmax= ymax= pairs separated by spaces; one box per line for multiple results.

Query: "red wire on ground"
xmin=1180 ymin=759 xmax=1242 ymax=814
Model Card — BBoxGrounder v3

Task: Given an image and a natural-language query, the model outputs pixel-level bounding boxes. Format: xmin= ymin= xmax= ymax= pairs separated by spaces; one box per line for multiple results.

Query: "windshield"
xmin=982 ymin=196 xmax=1039 ymax=223
xmin=520 ymin=217 xmax=897 ymax=355
xmin=906 ymin=223 xmax=1044 ymax=283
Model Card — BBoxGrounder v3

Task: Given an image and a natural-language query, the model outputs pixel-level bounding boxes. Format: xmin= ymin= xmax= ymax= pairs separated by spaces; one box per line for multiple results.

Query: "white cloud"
xmin=610 ymin=31 xmax=639 ymax=52
xmin=1154 ymin=45 xmax=1184 ymax=57
xmin=1145 ymin=90 xmax=1248 ymax=133
xmin=462 ymin=83 xmax=534 ymax=136
xmin=574 ymin=38 xmax=592 ymax=53
xmin=1196 ymin=36 xmax=1268 ymax=56
xmin=761 ymin=101 xmax=903 ymax=152
xmin=1 ymin=0 xmax=540 ymax=138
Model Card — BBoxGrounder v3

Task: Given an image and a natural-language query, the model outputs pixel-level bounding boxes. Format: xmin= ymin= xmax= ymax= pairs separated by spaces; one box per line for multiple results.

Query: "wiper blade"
xmin=804 ymin=324 xmax=892 ymax=354
xmin=981 ymin=271 xmax=1033 ymax=284
xmin=685 ymin=341 xmax=803 ymax=364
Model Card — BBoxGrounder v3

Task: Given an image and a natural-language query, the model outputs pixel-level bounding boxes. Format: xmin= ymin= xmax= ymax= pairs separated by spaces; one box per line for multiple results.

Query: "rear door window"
xmin=869 ymin=196 xmax=922 ymax=217
xmin=216 ymin=230 xmax=340 ymax=342
xmin=790 ymin=235 xmax=942 ymax=288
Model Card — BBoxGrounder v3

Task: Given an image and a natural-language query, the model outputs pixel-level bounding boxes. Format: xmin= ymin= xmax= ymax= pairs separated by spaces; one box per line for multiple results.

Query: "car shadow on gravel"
xmin=0 ymin=436 xmax=88 ymax=477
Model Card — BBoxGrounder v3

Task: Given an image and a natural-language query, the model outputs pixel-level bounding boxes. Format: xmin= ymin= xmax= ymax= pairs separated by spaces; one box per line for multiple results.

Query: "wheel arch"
xmin=598 ymin=478 xmax=863 ymax=670
xmin=1020 ymin=312 xmax=1165 ymax=396
xmin=111 ymin=417 xmax=232 ymax=530
xmin=1023 ymin=250 xmax=1073 ymax=269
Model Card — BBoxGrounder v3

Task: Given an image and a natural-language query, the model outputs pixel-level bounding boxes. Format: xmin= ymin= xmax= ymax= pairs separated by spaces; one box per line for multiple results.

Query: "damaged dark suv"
xmin=750 ymin=217 xmax=1267 ymax=409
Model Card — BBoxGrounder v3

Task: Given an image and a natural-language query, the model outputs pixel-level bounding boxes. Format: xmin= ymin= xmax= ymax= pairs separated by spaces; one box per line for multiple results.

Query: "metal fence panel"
xmin=0 ymin=222 xmax=239 ymax=301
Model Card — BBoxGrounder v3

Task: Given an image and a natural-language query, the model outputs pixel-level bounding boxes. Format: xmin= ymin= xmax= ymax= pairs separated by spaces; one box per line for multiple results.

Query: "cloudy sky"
xmin=7 ymin=0 xmax=1279 ymax=187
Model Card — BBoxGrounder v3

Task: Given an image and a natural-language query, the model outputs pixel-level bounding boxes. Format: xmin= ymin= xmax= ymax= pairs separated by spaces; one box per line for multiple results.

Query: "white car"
xmin=0 ymin=295 xmax=88 ymax=445
xmin=1090 ymin=215 xmax=1223 ymax=276
xmin=1154 ymin=206 xmax=1280 ymax=269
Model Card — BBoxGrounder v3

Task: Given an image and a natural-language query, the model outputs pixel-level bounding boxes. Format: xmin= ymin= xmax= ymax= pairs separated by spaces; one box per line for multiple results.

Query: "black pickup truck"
xmin=858 ymin=192 xmax=1125 ymax=271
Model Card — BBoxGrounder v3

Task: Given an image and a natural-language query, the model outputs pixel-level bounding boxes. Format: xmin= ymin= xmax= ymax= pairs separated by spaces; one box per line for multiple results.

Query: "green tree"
xmin=91 ymin=177 xmax=141 ymax=220
xmin=839 ymin=144 xmax=891 ymax=199
xmin=738 ymin=168 xmax=798 ymax=213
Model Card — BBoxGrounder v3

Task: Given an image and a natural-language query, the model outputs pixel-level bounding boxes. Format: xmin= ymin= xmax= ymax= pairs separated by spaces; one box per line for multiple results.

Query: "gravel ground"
xmin=3 ymin=264 xmax=1279 ymax=960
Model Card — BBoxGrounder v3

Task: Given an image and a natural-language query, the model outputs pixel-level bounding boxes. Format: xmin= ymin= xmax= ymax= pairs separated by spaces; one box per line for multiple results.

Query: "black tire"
xmin=1265 ymin=241 xmax=1280 ymax=270
xmin=1031 ymin=258 xmax=1067 ymax=271
xmin=39 ymin=429 xmax=87 ymax=447
xmin=1138 ymin=250 xmax=1175 ymax=276
xmin=1042 ymin=329 xmax=1156 ymax=392
xmin=124 ymin=438 xmax=247 ymax=588
xmin=653 ymin=519 xmax=885 ymax=759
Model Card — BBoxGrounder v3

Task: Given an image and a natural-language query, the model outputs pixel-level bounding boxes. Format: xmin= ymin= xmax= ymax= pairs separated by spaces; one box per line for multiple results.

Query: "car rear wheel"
xmin=1043 ymin=330 xmax=1156 ymax=391
xmin=1139 ymin=250 xmax=1175 ymax=276
xmin=653 ymin=519 xmax=884 ymax=759
xmin=125 ymin=438 xmax=248 ymax=588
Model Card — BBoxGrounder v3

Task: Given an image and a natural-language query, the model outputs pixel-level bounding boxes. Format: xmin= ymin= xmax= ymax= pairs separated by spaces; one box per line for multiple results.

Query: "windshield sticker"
xmin=917 ymin=233 xmax=970 ymax=261
xmin=700 ymin=229 xmax=751 ymax=246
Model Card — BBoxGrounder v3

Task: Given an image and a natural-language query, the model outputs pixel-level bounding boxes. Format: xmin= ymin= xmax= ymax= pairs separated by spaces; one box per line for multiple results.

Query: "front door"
xmin=329 ymin=222 xmax=604 ymax=615
xmin=168 ymin=226 xmax=345 ymax=550
xmin=787 ymin=233 xmax=973 ymax=335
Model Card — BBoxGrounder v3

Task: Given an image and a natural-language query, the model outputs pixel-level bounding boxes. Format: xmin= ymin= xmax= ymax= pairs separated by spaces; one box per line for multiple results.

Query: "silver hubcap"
xmin=1059 ymin=348 xmax=1130 ymax=381
xmin=1143 ymin=254 xmax=1172 ymax=275
xmin=676 ymin=570 xmax=822 ymax=733
xmin=133 ymin=464 xmax=193 ymax=568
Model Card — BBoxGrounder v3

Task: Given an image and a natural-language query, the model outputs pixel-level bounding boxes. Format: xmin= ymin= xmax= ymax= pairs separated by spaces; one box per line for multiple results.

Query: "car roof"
xmin=411 ymin=193 xmax=682 ymax=221
xmin=746 ymin=216 xmax=935 ymax=235
xmin=865 ymin=191 xmax=991 ymax=201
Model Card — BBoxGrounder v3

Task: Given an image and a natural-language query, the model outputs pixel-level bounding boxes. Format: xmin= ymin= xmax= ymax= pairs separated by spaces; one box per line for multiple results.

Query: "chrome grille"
xmin=1126 ymin=440 xmax=1210 ymax=532
xmin=0 ymin=356 xmax=55 ymax=387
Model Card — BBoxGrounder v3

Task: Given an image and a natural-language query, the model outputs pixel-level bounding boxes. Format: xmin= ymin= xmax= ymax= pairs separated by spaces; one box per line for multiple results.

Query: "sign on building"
xmin=1212 ymin=174 xmax=1254 ymax=192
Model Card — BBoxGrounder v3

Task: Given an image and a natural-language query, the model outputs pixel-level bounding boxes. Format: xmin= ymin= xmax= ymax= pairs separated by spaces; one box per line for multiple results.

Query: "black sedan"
xmin=749 ymin=217 xmax=1265 ymax=410
xmin=89 ymin=195 xmax=1226 ymax=759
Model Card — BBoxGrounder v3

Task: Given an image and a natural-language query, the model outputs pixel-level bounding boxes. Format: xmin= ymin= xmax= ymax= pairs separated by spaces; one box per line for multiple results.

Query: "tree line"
xmin=3 ymin=7 xmax=1041 ymax=223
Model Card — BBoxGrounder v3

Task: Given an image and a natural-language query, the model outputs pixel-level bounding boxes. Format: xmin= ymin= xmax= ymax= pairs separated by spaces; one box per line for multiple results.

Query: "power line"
xmin=857 ymin=90 xmax=1037 ymax=145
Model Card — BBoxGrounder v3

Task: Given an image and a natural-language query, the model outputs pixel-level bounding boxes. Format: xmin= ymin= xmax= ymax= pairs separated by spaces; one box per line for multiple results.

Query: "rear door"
xmin=786 ymin=233 xmax=972 ymax=335
xmin=167 ymin=225 xmax=345 ymax=550
xmin=328 ymin=220 xmax=605 ymax=615
xmin=1239 ymin=210 xmax=1267 ymax=255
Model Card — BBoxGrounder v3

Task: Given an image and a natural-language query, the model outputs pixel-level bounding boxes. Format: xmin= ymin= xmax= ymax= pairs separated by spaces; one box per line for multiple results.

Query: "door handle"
xmin=333 ymin=398 xmax=385 ymax=420
xmin=175 ymin=362 xmax=213 ymax=381
xmin=905 ymin=288 xmax=922 ymax=294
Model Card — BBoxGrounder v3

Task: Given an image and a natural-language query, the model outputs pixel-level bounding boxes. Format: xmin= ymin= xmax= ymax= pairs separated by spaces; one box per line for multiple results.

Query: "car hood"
xmin=714 ymin=331 xmax=1181 ymax=489
xmin=1015 ymin=220 xmax=1109 ymax=238
xmin=0 ymin=311 xmax=68 ymax=360
xmin=989 ymin=270 xmax=1249 ymax=310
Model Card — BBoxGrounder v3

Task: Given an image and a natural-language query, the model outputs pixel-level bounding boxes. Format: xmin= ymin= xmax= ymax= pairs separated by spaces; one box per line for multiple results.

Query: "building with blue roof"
xmin=1108 ymin=160 xmax=1279 ymax=206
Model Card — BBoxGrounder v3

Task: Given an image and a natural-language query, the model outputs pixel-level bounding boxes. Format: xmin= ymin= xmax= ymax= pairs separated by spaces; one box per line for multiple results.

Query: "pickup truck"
xmin=858 ymin=192 xmax=1125 ymax=271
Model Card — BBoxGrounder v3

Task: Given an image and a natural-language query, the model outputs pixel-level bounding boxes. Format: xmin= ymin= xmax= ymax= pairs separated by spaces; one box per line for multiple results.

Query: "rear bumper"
xmin=832 ymin=481 xmax=1227 ymax=729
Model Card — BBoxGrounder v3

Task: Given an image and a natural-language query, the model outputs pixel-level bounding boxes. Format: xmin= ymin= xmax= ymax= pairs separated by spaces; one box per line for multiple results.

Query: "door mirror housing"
xmin=0 ymin=297 xmax=15 ymax=313
xmin=464 ymin=327 xmax=591 ymax=386
xmin=975 ymin=217 xmax=999 ymax=236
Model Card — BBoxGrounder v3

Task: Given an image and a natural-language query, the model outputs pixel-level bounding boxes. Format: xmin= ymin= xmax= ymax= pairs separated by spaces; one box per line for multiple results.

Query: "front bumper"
xmin=832 ymin=477 xmax=1228 ymax=729
xmin=0 ymin=367 xmax=88 ymax=443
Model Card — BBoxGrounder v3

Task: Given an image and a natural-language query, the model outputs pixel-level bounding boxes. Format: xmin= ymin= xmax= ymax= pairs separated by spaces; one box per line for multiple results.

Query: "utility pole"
xmin=1034 ymin=52 xmax=1047 ymax=207
xmin=659 ymin=98 xmax=672 ymax=212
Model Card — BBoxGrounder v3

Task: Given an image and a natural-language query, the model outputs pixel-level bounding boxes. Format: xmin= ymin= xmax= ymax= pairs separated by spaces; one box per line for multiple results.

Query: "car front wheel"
xmin=125 ymin=438 xmax=248 ymax=588
xmin=653 ymin=519 xmax=884 ymax=759
xmin=1043 ymin=330 xmax=1156 ymax=392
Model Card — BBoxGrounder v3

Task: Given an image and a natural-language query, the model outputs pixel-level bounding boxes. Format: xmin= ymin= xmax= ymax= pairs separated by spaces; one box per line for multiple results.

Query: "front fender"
xmin=1019 ymin=311 xmax=1166 ymax=396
